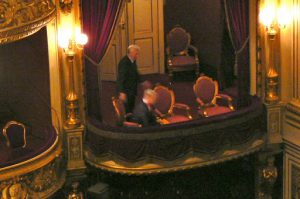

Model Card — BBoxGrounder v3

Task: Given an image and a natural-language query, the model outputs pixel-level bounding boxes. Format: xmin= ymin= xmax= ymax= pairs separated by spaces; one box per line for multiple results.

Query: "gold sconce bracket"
xmin=58 ymin=28 xmax=88 ymax=129
xmin=259 ymin=3 xmax=291 ymax=104
xmin=59 ymin=0 xmax=73 ymax=14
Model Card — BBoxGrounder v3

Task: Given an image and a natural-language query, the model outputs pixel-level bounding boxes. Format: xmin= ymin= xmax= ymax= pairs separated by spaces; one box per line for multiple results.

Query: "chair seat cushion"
xmin=166 ymin=115 xmax=190 ymax=123
xmin=171 ymin=56 xmax=197 ymax=67
xmin=199 ymin=106 xmax=232 ymax=117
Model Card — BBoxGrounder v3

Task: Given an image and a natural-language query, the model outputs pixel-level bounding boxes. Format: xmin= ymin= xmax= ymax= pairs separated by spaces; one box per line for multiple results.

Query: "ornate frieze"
xmin=257 ymin=156 xmax=278 ymax=199
xmin=0 ymin=156 xmax=65 ymax=199
xmin=265 ymin=102 xmax=283 ymax=144
xmin=66 ymin=126 xmax=86 ymax=171
xmin=0 ymin=0 xmax=55 ymax=45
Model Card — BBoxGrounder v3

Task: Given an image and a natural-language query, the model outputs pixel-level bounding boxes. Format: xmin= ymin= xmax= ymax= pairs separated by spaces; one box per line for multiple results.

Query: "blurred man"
xmin=132 ymin=89 xmax=159 ymax=127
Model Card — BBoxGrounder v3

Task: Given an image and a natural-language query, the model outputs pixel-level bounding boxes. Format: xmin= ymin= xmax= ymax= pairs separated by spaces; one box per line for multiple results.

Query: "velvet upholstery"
xmin=171 ymin=56 xmax=197 ymax=67
xmin=166 ymin=115 xmax=190 ymax=123
xmin=0 ymin=126 xmax=57 ymax=168
xmin=194 ymin=77 xmax=216 ymax=104
xmin=167 ymin=27 xmax=190 ymax=54
xmin=194 ymin=76 xmax=234 ymax=117
xmin=154 ymin=85 xmax=191 ymax=124
xmin=154 ymin=86 xmax=173 ymax=115
xmin=166 ymin=26 xmax=199 ymax=78
xmin=199 ymin=106 xmax=232 ymax=116
xmin=3 ymin=122 xmax=26 ymax=148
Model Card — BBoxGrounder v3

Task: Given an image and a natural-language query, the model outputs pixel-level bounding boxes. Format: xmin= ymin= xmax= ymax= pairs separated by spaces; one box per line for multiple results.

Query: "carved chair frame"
xmin=3 ymin=120 xmax=27 ymax=148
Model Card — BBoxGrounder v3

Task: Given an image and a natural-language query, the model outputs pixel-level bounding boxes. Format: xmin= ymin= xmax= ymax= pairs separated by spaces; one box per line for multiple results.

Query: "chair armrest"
xmin=188 ymin=44 xmax=198 ymax=55
xmin=166 ymin=47 xmax=171 ymax=56
xmin=174 ymin=103 xmax=190 ymax=110
xmin=123 ymin=121 xmax=142 ymax=127
xmin=196 ymin=98 xmax=205 ymax=106
xmin=125 ymin=113 xmax=132 ymax=118
xmin=216 ymin=94 xmax=235 ymax=110
xmin=154 ymin=108 xmax=164 ymax=118
xmin=173 ymin=103 xmax=193 ymax=119
xmin=188 ymin=44 xmax=199 ymax=59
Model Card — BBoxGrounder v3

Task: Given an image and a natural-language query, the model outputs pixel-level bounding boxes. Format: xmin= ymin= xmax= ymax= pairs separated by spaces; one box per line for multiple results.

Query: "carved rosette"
xmin=0 ymin=0 xmax=56 ymax=45
xmin=0 ymin=156 xmax=65 ymax=199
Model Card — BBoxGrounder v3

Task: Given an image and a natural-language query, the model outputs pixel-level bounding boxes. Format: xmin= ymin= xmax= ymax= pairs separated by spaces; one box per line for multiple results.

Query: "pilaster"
xmin=265 ymin=102 xmax=284 ymax=144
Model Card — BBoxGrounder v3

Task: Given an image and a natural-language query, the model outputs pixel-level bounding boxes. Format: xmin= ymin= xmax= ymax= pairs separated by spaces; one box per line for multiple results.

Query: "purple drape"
xmin=224 ymin=0 xmax=250 ymax=108
xmin=82 ymin=0 xmax=124 ymax=119
xmin=83 ymin=0 xmax=123 ymax=63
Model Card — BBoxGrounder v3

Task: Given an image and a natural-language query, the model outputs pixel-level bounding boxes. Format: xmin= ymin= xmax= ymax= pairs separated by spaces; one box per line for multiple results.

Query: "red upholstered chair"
xmin=193 ymin=76 xmax=234 ymax=117
xmin=166 ymin=26 xmax=199 ymax=79
xmin=112 ymin=97 xmax=141 ymax=127
xmin=154 ymin=85 xmax=192 ymax=124
xmin=2 ymin=121 xmax=26 ymax=149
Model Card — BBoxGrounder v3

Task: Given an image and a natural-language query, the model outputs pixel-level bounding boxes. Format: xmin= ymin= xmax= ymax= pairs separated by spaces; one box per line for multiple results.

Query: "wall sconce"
xmin=58 ymin=28 xmax=88 ymax=128
xmin=259 ymin=4 xmax=291 ymax=103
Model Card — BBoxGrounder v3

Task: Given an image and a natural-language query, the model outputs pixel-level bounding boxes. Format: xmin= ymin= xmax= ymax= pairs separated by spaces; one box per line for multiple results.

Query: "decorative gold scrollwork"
xmin=0 ymin=0 xmax=56 ymax=45
xmin=1 ymin=183 xmax=28 ymax=199
xmin=59 ymin=0 xmax=73 ymax=14
xmin=0 ymin=155 xmax=65 ymax=198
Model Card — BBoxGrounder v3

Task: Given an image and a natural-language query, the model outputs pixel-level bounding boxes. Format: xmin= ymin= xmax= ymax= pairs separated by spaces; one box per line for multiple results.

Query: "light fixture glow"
xmin=259 ymin=5 xmax=276 ymax=28
xmin=58 ymin=29 xmax=71 ymax=49
xmin=58 ymin=26 xmax=88 ymax=51
xmin=76 ymin=33 xmax=88 ymax=46
xmin=277 ymin=6 xmax=291 ymax=28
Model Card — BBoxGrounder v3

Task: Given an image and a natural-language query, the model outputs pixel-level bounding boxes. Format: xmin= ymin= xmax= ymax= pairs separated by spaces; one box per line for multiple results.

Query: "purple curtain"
xmin=82 ymin=0 xmax=124 ymax=119
xmin=224 ymin=0 xmax=250 ymax=108
xmin=83 ymin=0 xmax=123 ymax=63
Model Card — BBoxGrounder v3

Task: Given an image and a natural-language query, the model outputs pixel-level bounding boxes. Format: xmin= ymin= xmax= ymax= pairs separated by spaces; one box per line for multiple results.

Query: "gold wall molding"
xmin=0 ymin=0 xmax=56 ymax=45
xmin=283 ymin=139 xmax=300 ymax=198
xmin=291 ymin=0 xmax=300 ymax=100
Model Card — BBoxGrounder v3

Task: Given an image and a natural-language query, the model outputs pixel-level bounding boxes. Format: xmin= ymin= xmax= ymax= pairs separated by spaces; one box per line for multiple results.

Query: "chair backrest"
xmin=154 ymin=85 xmax=175 ymax=115
xmin=112 ymin=97 xmax=126 ymax=126
xmin=194 ymin=76 xmax=218 ymax=105
xmin=167 ymin=26 xmax=191 ymax=55
xmin=3 ymin=121 xmax=26 ymax=148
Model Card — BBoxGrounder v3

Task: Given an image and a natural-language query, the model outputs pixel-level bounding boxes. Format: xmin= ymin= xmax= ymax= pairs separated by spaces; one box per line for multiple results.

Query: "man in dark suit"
xmin=132 ymin=89 xmax=159 ymax=127
xmin=117 ymin=45 xmax=152 ymax=113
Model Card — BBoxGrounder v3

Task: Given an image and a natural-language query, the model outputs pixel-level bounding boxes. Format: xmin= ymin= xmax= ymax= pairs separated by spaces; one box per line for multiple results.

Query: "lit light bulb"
xmin=76 ymin=33 xmax=88 ymax=46
xmin=58 ymin=29 xmax=71 ymax=49
xmin=260 ymin=5 xmax=276 ymax=28
xmin=277 ymin=6 xmax=291 ymax=28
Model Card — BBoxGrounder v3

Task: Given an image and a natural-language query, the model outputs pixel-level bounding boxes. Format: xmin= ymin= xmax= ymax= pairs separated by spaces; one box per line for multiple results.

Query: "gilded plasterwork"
xmin=0 ymin=156 xmax=65 ymax=199
xmin=0 ymin=0 xmax=55 ymax=44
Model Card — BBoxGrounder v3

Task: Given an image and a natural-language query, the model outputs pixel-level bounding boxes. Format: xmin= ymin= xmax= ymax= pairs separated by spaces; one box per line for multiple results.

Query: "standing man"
xmin=117 ymin=45 xmax=151 ymax=113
